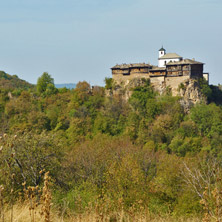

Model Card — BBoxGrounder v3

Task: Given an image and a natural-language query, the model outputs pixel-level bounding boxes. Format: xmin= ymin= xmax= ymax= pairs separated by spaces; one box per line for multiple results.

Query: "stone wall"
xmin=113 ymin=73 xmax=150 ymax=86
xmin=165 ymin=76 xmax=190 ymax=96
xmin=150 ymin=76 xmax=165 ymax=94
xmin=113 ymin=74 xmax=193 ymax=97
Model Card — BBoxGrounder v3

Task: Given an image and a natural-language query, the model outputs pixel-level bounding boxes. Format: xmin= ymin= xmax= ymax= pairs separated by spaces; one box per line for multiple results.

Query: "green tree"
xmin=37 ymin=72 xmax=56 ymax=95
xmin=0 ymin=132 xmax=63 ymax=197
xmin=45 ymin=83 xmax=58 ymax=96
xmin=198 ymin=78 xmax=212 ymax=99
xmin=129 ymin=79 xmax=156 ymax=115
xmin=104 ymin=154 xmax=147 ymax=209
xmin=104 ymin=77 xmax=113 ymax=90
xmin=190 ymin=104 xmax=222 ymax=137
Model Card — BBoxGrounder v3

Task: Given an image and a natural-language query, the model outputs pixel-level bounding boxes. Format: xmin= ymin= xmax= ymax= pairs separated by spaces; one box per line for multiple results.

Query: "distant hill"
xmin=0 ymin=71 xmax=33 ymax=90
xmin=55 ymin=83 xmax=76 ymax=89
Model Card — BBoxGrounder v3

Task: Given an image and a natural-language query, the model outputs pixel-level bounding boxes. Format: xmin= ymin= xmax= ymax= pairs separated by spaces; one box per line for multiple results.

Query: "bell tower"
xmin=159 ymin=46 xmax=166 ymax=58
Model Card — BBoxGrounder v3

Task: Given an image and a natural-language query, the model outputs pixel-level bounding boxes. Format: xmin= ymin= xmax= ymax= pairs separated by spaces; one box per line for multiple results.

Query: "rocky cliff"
xmin=178 ymin=79 xmax=207 ymax=112
xmin=106 ymin=77 xmax=207 ymax=112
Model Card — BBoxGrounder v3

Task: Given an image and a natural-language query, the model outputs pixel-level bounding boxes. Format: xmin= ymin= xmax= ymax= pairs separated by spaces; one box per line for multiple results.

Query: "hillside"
xmin=0 ymin=70 xmax=33 ymax=90
xmin=1 ymin=79 xmax=222 ymax=221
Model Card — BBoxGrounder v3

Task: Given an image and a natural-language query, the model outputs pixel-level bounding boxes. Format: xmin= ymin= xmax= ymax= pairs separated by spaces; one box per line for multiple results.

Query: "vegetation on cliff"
xmin=1 ymin=73 xmax=222 ymax=220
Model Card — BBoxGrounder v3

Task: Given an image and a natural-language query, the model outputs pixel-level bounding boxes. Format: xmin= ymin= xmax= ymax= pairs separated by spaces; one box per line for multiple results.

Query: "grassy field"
xmin=1 ymin=203 xmax=202 ymax=222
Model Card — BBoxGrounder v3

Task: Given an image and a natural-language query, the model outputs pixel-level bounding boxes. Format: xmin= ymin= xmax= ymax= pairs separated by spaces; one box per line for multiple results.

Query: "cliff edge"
xmin=106 ymin=77 xmax=207 ymax=112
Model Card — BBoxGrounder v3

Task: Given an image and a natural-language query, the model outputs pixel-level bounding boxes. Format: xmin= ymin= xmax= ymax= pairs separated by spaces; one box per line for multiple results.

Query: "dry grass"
xmin=2 ymin=204 xmax=201 ymax=222
xmin=3 ymin=204 xmax=57 ymax=222
xmin=0 ymin=185 xmax=4 ymax=222
xmin=68 ymin=213 xmax=201 ymax=222
xmin=40 ymin=171 xmax=52 ymax=222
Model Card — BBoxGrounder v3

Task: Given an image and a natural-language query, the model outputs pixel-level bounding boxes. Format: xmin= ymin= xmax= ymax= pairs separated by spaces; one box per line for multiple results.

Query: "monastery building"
xmin=111 ymin=47 xmax=209 ymax=95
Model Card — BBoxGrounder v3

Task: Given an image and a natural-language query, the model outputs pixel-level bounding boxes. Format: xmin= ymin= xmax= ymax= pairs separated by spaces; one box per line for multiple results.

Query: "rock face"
xmin=106 ymin=78 xmax=149 ymax=101
xmin=178 ymin=79 xmax=207 ymax=112
xmin=106 ymin=77 xmax=207 ymax=112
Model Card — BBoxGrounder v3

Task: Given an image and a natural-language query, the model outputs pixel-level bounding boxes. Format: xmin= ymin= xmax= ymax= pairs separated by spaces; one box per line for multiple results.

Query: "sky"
xmin=0 ymin=0 xmax=221 ymax=86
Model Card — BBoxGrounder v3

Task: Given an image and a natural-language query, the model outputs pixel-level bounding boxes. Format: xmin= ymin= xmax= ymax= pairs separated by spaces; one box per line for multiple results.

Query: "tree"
xmin=104 ymin=77 xmax=113 ymax=90
xmin=45 ymin=83 xmax=58 ymax=96
xmin=37 ymin=72 xmax=56 ymax=95
xmin=190 ymin=104 xmax=222 ymax=138
xmin=181 ymin=154 xmax=222 ymax=220
xmin=0 ymin=132 xmax=63 ymax=196
xmin=71 ymin=81 xmax=91 ymax=107
xmin=129 ymin=79 xmax=156 ymax=115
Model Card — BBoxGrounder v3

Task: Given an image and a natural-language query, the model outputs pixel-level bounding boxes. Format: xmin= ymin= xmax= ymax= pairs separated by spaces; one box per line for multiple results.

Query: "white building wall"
xmin=203 ymin=73 xmax=209 ymax=84
xmin=158 ymin=58 xmax=181 ymax=67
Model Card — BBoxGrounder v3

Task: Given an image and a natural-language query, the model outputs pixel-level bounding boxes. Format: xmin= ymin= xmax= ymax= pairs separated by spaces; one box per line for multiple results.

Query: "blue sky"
xmin=0 ymin=0 xmax=221 ymax=85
